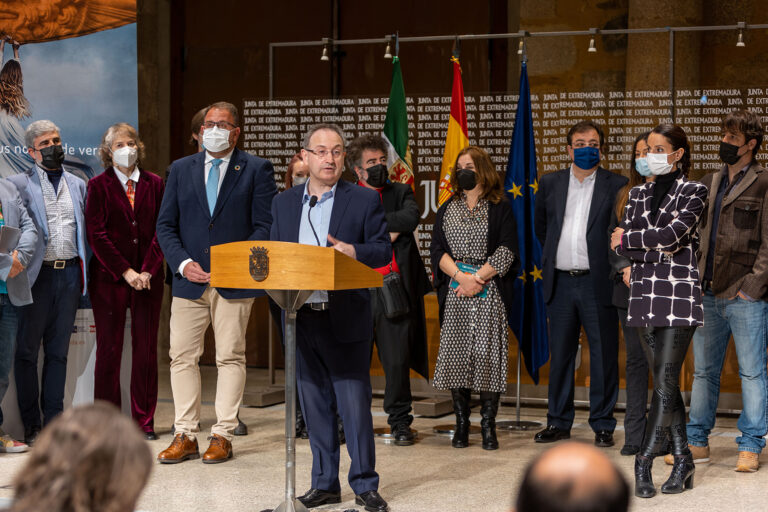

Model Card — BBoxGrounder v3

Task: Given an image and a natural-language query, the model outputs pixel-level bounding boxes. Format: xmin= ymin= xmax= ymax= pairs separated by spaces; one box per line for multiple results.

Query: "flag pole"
xmin=497 ymin=344 xmax=542 ymax=431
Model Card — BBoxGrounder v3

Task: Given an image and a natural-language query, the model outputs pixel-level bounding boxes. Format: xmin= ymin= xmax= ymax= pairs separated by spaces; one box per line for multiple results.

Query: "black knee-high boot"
xmin=479 ymin=391 xmax=499 ymax=450
xmin=450 ymin=388 xmax=471 ymax=448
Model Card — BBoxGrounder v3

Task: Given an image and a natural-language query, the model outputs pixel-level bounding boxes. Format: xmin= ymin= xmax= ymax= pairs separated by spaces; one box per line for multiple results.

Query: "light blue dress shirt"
xmin=298 ymin=180 xmax=336 ymax=303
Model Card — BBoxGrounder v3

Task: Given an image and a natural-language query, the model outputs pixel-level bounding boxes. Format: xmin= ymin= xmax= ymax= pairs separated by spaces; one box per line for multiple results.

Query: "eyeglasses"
xmin=305 ymin=148 xmax=343 ymax=159
xmin=203 ymin=121 xmax=236 ymax=130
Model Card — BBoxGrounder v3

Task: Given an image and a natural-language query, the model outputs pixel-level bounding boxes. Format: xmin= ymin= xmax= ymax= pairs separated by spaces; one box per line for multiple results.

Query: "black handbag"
xmin=380 ymin=264 xmax=409 ymax=319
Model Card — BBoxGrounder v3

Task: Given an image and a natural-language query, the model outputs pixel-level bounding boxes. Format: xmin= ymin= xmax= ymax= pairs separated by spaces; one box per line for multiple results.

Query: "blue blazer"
xmin=0 ymin=179 xmax=38 ymax=305
xmin=156 ymin=148 xmax=277 ymax=300
xmin=534 ymin=167 xmax=627 ymax=306
xmin=270 ymin=179 xmax=392 ymax=343
xmin=8 ymin=165 xmax=88 ymax=293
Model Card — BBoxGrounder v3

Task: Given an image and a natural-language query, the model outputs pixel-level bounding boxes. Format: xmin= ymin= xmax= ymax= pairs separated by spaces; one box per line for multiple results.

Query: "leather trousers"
xmin=637 ymin=326 xmax=696 ymax=457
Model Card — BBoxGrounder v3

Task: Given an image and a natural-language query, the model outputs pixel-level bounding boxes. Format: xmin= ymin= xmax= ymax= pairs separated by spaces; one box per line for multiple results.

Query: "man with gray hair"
xmin=8 ymin=120 xmax=88 ymax=445
xmin=271 ymin=123 xmax=392 ymax=511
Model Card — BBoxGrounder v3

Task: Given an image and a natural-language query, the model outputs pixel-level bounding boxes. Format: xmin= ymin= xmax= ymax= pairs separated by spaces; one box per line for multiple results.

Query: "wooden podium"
xmin=211 ymin=241 xmax=383 ymax=512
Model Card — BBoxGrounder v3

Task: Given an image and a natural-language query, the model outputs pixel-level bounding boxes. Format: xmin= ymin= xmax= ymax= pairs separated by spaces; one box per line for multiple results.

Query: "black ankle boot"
xmin=634 ymin=455 xmax=656 ymax=498
xmin=480 ymin=392 xmax=499 ymax=450
xmin=661 ymin=452 xmax=695 ymax=494
xmin=450 ymin=388 xmax=470 ymax=448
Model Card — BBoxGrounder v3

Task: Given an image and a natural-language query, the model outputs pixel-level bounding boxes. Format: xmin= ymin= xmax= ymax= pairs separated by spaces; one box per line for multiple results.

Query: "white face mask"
xmin=202 ymin=126 xmax=231 ymax=153
xmin=292 ymin=175 xmax=308 ymax=186
xmin=647 ymin=151 xmax=677 ymax=176
xmin=112 ymin=146 xmax=138 ymax=169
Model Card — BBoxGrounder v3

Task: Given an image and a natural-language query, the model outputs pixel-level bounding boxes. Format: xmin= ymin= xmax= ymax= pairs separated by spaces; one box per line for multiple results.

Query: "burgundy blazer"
xmin=85 ymin=167 xmax=165 ymax=284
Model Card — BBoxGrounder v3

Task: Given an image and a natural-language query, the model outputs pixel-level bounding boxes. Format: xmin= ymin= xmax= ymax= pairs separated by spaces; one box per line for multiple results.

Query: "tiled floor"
xmin=1 ymin=366 xmax=766 ymax=511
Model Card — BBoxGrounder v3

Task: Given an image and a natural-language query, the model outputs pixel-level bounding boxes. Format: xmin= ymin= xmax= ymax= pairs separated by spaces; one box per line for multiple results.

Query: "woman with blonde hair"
xmin=430 ymin=146 xmax=519 ymax=450
xmin=10 ymin=401 xmax=152 ymax=512
xmin=86 ymin=123 xmax=165 ymax=439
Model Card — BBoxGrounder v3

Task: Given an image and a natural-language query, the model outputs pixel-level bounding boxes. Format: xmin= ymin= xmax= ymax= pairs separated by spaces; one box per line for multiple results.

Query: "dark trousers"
xmin=296 ymin=308 xmax=378 ymax=495
xmin=618 ymin=307 xmax=649 ymax=447
xmin=546 ymin=272 xmax=619 ymax=432
xmin=371 ymin=288 xmax=413 ymax=427
xmin=637 ymin=326 xmax=696 ymax=457
xmin=15 ymin=265 xmax=81 ymax=429
xmin=90 ymin=278 xmax=162 ymax=433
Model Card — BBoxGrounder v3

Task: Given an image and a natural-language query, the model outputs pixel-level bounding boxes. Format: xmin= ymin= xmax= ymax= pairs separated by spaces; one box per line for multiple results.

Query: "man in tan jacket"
xmin=669 ymin=109 xmax=768 ymax=472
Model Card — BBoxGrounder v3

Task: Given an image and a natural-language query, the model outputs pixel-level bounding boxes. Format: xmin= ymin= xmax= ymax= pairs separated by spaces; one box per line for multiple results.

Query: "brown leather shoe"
xmin=736 ymin=451 xmax=759 ymax=472
xmin=202 ymin=434 xmax=233 ymax=464
xmin=157 ymin=433 xmax=199 ymax=464
xmin=664 ymin=444 xmax=710 ymax=465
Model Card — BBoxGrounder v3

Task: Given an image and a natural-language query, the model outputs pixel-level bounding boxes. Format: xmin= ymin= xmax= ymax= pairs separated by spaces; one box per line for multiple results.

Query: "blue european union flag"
xmin=504 ymin=61 xmax=549 ymax=384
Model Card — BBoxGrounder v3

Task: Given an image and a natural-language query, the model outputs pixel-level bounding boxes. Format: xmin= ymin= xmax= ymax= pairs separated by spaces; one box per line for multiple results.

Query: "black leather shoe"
xmin=595 ymin=430 xmax=615 ymax=447
xmin=355 ymin=490 xmax=389 ymax=512
xmin=391 ymin=423 xmax=415 ymax=446
xmin=234 ymin=417 xmax=248 ymax=436
xmin=534 ymin=425 xmax=570 ymax=443
xmin=661 ymin=452 xmax=695 ymax=494
xmin=297 ymin=488 xmax=341 ymax=508
xmin=24 ymin=427 xmax=41 ymax=447
xmin=144 ymin=430 xmax=158 ymax=441
xmin=621 ymin=444 xmax=640 ymax=456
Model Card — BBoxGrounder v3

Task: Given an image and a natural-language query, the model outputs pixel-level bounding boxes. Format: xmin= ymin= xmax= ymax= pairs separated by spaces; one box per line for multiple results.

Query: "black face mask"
xmin=719 ymin=141 xmax=747 ymax=166
xmin=364 ymin=164 xmax=388 ymax=188
xmin=456 ymin=168 xmax=477 ymax=191
xmin=38 ymin=144 xmax=65 ymax=170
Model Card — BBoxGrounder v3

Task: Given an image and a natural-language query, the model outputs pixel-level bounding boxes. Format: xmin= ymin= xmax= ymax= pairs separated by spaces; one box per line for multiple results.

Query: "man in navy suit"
xmin=156 ymin=101 xmax=277 ymax=464
xmin=533 ymin=121 xmax=627 ymax=447
xmin=271 ymin=124 xmax=391 ymax=512
xmin=9 ymin=120 xmax=88 ymax=445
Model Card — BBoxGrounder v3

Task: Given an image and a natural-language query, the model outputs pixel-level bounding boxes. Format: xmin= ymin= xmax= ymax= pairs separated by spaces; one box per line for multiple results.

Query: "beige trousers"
xmin=169 ymin=287 xmax=254 ymax=441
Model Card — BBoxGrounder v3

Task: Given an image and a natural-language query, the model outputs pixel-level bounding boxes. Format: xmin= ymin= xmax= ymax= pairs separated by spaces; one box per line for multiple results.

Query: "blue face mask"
xmin=634 ymin=157 xmax=652 ymax=176
xmin=573 ymin=146 xmax=600 ymax=170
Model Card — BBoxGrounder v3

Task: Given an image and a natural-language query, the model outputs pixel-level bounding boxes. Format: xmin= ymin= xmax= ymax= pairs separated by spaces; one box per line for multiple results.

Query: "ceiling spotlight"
xmin=517 ymin=39 xmax=524 ymax=55
xmin=736 ymin=29 xmax=745 ymax=47
xmin=320 ymin=44 xmax=330 ymax=61
xmin=384 ymin=40 xmax=392 ymax=59
xmin=588 ymin=28 xmax=598 ymax=53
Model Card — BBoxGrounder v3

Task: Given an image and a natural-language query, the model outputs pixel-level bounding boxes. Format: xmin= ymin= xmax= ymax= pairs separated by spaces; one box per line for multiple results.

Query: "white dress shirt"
xmin=114 ymin=166 xmax=141 ymax=192
xmin=178 ymin=149 xmax=234 ymax=278
xmin=555 ymin=165 xmax=596 ymax=270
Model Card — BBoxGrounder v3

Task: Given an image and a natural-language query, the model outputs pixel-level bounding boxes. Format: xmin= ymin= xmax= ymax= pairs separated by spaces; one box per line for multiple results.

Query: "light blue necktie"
xmin=206 ymin=158 xmax=222 ymax=215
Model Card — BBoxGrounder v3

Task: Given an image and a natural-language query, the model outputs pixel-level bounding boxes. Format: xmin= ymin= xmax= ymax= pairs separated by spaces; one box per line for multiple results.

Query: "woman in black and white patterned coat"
xmin=431 ymin=146 xmax=519 ymax=451
xmin=611 ymin=124 xmax=707 ymax=499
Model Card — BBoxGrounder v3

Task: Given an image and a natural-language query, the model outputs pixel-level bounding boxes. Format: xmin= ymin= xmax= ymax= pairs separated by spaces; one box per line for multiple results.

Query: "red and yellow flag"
xmin=437 ymin=56 xmax=469 ymax=206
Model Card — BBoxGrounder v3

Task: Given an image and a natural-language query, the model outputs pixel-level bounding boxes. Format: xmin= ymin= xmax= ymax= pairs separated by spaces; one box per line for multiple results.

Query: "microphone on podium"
xmin=307 ymin=195 xmax=321 ymax=246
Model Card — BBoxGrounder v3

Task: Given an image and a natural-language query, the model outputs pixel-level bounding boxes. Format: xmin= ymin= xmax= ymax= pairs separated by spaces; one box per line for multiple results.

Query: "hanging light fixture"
xmin=384 ymin=35 xmax=392 ymax=59
xmin=320 ymin=38 xmax=330 ymax=61
xmin=736 ymin=22 xmax=746 ymax=47
xmin=588 ymin=28 xmax=598 ymax=53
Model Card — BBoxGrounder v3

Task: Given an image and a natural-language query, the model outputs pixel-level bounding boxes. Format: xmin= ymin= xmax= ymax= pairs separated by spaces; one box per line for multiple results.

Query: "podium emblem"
xmin=249 ymin=246 xmax=269 ymax=282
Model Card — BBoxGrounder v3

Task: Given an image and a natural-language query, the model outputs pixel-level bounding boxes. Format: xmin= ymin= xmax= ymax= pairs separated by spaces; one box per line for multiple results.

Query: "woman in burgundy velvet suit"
xmin=86 ymin=123 xmax=164 ymax=439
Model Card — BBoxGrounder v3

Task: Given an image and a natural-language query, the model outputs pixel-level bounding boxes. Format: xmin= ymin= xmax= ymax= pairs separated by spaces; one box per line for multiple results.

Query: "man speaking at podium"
xmin=270 ymin=123 xmax=392 ymax=512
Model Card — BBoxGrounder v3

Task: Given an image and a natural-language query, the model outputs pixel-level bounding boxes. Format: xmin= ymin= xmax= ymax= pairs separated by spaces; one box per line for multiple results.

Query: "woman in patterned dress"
xmin=430 ymin=146 xmax=519 ymax=450
xmin=611 ymin=124 xmax=707 ymax=498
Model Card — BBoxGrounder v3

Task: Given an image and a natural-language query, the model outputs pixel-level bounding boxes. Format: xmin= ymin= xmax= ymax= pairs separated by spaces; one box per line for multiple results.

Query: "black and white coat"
xmin=616 ymin=176 xmax=708 ymax=327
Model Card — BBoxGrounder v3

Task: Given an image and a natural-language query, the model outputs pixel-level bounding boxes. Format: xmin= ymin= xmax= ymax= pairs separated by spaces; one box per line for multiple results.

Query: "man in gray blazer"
xmin=0 ymin=178 xmax=37 ymax=453
xmin=8 ymin=120 xmax=88 ymax=445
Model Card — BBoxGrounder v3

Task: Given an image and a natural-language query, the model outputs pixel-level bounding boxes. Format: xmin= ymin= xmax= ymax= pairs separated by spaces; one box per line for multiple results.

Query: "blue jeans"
xmin=0 ymin=294 xmax=18 ymax=427
xmin=687 ymin=291 xmax=768 ymax=453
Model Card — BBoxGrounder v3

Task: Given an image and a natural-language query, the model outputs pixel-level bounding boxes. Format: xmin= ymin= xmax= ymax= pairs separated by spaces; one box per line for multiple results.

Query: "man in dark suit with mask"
xmin=533 ymin=120 xmax=627 ymax=448
xmin=346 ymin=135 xmax=431 ymax=446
